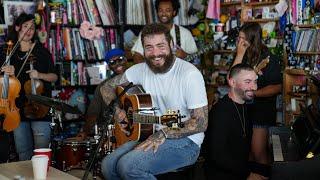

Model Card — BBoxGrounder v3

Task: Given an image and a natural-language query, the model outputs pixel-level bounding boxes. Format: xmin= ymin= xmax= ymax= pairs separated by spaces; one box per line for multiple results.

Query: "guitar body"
xmin=114 ymin=85 xmax=154 ymax=147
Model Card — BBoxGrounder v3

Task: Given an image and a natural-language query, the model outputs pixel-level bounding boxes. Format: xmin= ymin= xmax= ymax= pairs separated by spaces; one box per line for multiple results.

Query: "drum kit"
xmin=27 ymin=94 xmax=116 ymax=178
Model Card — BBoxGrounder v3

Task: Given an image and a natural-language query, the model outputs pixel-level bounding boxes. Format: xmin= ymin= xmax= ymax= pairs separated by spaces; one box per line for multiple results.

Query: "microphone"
xmin=104 ymin=82 xmax=134 ymax=118
xmin=117 ymin=82 xmax=134 ymax=98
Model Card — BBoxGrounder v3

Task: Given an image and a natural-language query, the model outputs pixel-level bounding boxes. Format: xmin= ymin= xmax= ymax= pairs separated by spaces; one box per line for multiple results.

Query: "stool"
xmin=156 ymin=156 xmax=205 ymax=180
xmin=156 ymin=165 xmax=194 ymax=180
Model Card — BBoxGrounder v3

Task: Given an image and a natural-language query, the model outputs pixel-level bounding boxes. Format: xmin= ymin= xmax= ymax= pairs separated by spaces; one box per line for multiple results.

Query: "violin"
xmin=23 ymin=55 xmax=49 ymax=119
xmin=0 ymin=41 xmax=21 ymax=132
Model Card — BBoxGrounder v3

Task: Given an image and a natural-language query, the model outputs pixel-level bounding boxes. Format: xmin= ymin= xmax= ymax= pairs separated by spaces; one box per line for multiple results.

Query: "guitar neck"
xmin=184 ymin=36 xmax=226 ymax=62
xmin=132 ymin=113 xmax=160 ymax=124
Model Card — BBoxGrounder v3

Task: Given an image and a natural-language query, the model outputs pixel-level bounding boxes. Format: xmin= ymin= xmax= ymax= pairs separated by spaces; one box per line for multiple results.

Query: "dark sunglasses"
xmin=109 ymin=56 xmax=127 ymax=66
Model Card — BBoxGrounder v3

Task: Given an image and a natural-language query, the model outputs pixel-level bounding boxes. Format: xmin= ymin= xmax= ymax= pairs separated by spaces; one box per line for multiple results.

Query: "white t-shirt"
xmin=125 ymin=58 xmax=208 ymax=146
xmin=131 ymin=25 xmax=198 ymax=55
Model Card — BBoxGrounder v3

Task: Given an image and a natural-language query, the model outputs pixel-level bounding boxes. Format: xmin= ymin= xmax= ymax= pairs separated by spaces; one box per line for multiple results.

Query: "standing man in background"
xmin=131 ymin=0 xmax=198 ymax=63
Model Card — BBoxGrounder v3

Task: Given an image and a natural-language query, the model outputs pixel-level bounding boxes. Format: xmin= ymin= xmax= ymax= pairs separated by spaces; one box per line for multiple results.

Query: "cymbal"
xmin=26 ymin=94 xmax=82 ymax=114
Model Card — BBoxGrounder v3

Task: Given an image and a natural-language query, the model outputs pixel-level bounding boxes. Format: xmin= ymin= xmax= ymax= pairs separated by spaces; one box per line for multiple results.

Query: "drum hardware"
xmin=82 ymin=82 xmax=134 ymax=180
xmin=55 ymin=139 xmax=97 ymax=172
xmin=93 ymin=124 xmax=100 ymax=144
xmin=103 ymin=124 xmax=115 ymax=155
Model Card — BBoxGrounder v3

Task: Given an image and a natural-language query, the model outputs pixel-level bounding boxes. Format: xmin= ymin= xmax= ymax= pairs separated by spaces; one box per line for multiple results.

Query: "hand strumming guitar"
xmin=135 ymin=131 xmax=166 ymax=153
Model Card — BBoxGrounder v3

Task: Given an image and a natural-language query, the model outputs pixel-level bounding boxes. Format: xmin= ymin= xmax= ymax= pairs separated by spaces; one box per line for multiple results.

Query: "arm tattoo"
xmin=100 ymin=74 xmax=129 ymax=105
xmin=162 ymin=105 xmax=208 ymax=139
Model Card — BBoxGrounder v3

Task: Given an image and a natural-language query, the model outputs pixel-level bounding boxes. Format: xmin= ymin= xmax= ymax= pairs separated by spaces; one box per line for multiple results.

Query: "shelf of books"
xmin=47 ymin=0 xmax=121 ymax=87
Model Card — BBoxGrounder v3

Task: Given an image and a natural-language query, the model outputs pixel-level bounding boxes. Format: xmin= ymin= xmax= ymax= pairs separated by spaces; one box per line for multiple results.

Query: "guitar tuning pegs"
xmin=166 ymin=109 xmax=173 ymax=114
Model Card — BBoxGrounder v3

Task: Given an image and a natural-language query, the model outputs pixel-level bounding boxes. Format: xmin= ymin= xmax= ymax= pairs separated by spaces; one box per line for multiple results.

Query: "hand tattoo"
xmin=162 ymin=105 xmax=208 ymax=139
xmin=135 ymin=131 xmax=166 ymax=153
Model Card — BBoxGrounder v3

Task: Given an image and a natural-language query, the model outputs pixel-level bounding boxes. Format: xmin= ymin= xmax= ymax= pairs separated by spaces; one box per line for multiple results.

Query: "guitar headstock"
xmin=254 ymin=56 xmax=270 ymax=74
xmin=161 ymin=110 xmax=185 ymax=128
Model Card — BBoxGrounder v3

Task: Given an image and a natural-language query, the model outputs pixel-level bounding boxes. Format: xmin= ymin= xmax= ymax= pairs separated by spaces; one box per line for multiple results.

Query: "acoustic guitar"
xmin=114 ymin=85 xmax=184 ymax=147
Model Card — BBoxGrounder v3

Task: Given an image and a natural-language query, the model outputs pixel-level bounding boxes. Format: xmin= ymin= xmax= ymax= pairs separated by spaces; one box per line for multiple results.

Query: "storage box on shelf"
xmin=241 ymin=0 xmax=279 ymax=23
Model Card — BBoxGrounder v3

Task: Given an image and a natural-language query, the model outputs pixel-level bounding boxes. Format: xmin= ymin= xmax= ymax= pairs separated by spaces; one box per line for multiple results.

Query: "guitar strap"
xmin=174 ymin=24 xmax=181 ymax=47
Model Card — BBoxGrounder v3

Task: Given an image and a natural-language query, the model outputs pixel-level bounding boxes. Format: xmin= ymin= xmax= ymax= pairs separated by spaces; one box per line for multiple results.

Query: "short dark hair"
xmin=141 ymin=23 xmax=172 ymax=47
xmin=155 ymin=0 xmax=180 ymax=13
xmin=229 ymin=63 xmax=254 ymax=79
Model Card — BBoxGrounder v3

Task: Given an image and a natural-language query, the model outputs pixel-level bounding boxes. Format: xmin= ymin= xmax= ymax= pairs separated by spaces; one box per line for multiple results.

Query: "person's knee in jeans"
xmin=32 ymin=121 xmax=51 ymax=148
xmin=101 ymin=153 xmax=118 ymax=179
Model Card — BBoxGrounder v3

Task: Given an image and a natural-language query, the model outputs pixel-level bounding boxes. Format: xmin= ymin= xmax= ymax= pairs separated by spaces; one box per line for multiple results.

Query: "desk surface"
xmin=0 ymin=161 xmax=80 ymax=180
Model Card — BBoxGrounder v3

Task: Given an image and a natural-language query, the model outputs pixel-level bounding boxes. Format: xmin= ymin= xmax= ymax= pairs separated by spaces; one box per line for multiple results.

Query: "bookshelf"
xmin=221 ymin=1 xmax=241 ymax=6
xmin=282 ymin=9 xmax=320 ymax=125
xmin=203 ymin=0 xmax=283 ymax=99
xmin=47 ymin=0 xmax=123 ymax=88
xmin=283 ymin=68 xmax=318 ymax=125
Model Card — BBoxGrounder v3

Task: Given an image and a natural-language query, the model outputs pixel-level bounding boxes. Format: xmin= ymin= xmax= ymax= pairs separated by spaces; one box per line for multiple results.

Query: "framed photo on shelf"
xmin=3 ymin=1 xmax=36 ymax=25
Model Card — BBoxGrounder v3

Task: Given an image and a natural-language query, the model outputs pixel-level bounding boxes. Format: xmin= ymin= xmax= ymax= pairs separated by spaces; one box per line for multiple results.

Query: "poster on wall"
xmin=0 ymin=24 xmax=8 ymax=46
xmin=3 ymin=1 xmax=36 ymax=26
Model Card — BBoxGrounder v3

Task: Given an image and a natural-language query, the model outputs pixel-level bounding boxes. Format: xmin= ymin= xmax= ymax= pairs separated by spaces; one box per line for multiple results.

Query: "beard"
xmin=234 ymin=87 xmax=255 ymax=102
xmin=145 ymin=51 xmax=174 ymax=74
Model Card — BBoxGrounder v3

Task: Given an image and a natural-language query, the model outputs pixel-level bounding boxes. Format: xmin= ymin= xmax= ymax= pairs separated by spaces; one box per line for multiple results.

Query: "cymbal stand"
xmin=48 ymin=107 xmax=63 ymax=167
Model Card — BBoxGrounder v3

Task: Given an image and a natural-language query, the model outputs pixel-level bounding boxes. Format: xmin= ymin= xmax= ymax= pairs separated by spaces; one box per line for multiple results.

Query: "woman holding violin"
xmin=0 ymin=13 xmax=58 ymax=161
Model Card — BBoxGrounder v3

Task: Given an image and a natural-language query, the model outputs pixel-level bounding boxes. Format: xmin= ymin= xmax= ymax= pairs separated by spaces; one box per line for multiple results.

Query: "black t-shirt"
xmin=86 ymin=79 xmax=109 ymax=125
xmin=0 ymin=42 xmax=55 ymax=119
xmin=205 ymin=95 xmax=253 ymax=180
xmin=245 ymin=50 xmax=282 ymax=125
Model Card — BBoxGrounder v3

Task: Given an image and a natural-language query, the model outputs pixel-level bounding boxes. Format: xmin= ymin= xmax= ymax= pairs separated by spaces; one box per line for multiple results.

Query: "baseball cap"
xmin=104 ymin=48 xmax=125 ymax=64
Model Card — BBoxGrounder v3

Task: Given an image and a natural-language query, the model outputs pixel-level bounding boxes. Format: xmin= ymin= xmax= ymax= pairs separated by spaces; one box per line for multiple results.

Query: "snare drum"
xmin=55 ymin=139 xmax=96 ymax=171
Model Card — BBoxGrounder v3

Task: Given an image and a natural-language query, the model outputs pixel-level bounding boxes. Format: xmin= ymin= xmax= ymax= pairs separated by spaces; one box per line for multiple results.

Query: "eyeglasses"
xmin=109 ymin=56 xmax=127 ymax=66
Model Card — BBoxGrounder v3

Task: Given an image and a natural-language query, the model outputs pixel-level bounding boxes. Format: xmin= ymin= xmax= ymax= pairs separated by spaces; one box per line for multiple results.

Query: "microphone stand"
xmin=82 ymin=82 xmax=133 ymax=180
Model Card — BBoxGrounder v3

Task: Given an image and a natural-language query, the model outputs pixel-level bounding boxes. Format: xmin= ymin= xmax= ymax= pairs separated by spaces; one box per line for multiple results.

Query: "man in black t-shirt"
xmin=205 ymin=64 xmax=267 ymax=180
xmin=75 ymin=48 xmax=127 ymax=139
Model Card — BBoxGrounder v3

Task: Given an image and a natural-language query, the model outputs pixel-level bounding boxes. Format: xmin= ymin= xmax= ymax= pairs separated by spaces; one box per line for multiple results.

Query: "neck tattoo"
xmin=232 ymin=102 xmax=246 ymax=137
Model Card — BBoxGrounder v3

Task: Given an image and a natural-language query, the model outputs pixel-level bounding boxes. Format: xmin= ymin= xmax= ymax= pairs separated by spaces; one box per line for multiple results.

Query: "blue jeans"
xmin=13 ymin=121 xmax=51 ymax=160
xmin=101 ymin=137 xmax=200 ymax=180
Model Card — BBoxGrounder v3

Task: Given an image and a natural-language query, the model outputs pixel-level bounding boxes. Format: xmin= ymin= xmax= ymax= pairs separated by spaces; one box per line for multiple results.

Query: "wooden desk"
xmin=0 ymin=161 xmax=80 ymax=180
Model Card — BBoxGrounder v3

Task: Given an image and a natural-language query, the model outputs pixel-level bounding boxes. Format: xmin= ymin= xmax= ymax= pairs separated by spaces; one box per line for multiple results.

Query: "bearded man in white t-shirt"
xmin=131 ymin=0 xmax=198 ymax=63
xmin=100 ymin=23 xmax=208 ymax=180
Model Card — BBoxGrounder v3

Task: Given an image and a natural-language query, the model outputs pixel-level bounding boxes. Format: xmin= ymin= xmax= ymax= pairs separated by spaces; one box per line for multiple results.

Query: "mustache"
xmin=245 ymin=90 xmax=255 ymax=93
xmin=148 ymin=54 xmax=167 ymax=60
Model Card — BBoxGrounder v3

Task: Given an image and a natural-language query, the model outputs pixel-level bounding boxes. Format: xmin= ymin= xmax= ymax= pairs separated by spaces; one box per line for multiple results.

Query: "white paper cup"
xmin=31 ymin=155 xmax=49 ymax=179
xmin=34 ymin=148 xmax=52 ymax=171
